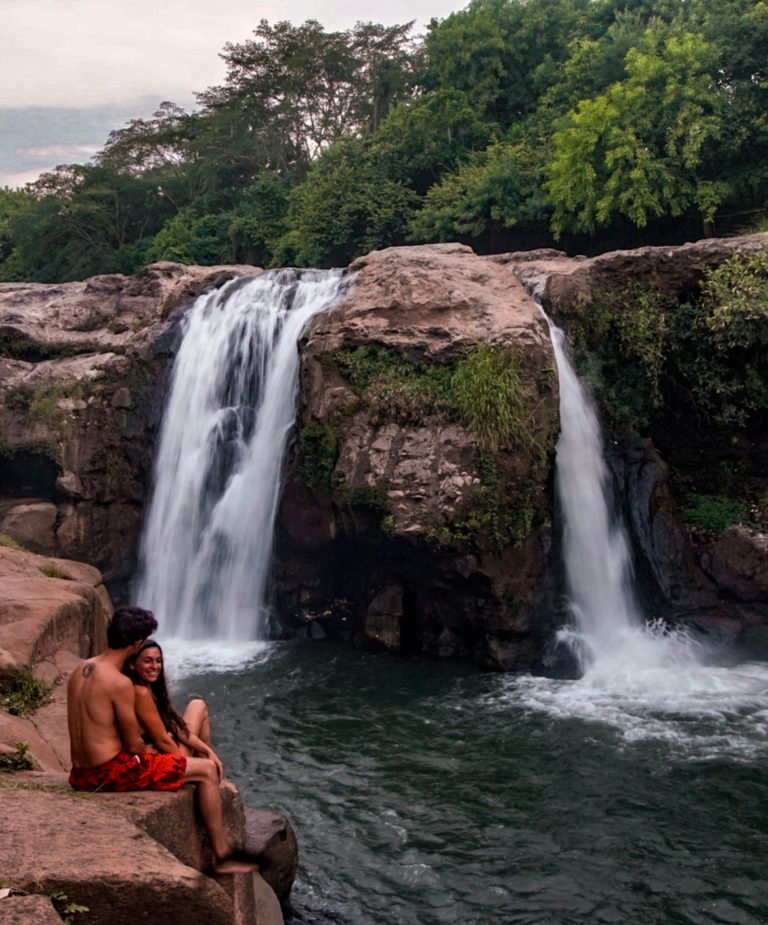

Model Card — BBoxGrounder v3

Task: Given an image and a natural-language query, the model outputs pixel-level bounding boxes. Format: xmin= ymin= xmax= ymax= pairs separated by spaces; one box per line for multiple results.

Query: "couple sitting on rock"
xmin=67 ymin=605 xmax=256 ymax=874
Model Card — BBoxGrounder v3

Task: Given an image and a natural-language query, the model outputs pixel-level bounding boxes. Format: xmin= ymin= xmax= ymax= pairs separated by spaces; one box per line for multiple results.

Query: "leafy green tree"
xmin=0 ymin=187 xmax=33 ymax=280
xmin=546 ymin=24 xmax=728 ymax=234
xmin=426 ymin=0 xmax=597 ymax=127
xmin=8 ymin=164 xmax=174 ymax=281
xmin=409 ymin=133 xmax=549 ymax=241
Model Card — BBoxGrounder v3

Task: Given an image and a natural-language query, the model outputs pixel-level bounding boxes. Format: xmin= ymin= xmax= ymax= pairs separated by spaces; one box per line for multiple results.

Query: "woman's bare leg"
xmin=184 ymin=757 xmax=257 ymax=874
xmin=183 ymin=698 xmax=212 ymax=747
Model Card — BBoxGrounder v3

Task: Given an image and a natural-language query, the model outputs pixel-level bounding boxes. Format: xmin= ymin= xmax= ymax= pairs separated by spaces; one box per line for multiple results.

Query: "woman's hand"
xmin=207 ymin=748 xmax=224 ymax=780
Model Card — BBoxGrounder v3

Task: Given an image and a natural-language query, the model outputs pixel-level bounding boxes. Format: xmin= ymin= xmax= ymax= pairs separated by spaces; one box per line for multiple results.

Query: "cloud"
xmin=1 ymin=0 xmax=458 ymax=109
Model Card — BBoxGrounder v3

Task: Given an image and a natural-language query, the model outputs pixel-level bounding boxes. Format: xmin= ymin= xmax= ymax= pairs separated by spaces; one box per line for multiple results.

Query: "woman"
xmin=125 ymin=639 xmax=223 ymax=779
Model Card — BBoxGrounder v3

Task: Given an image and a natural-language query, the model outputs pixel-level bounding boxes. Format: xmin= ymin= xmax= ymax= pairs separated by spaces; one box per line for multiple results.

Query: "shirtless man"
xmin=67 ymin=605 xmax=255 ymax=874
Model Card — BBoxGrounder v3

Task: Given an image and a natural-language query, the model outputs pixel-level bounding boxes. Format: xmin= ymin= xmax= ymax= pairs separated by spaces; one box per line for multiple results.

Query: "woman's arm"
xmin=134 ymin=686 xmax=182 ymax=755
xmin=176 ymin=728 xmax=224 ymax=779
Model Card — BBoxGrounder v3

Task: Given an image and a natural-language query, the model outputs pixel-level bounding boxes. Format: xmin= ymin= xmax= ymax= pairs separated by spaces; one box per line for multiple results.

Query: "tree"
xmin=546 ymin=24 xmax=728 ymax=235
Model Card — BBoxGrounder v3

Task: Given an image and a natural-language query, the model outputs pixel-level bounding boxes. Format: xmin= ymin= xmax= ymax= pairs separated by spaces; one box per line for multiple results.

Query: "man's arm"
xmin=113 ymin=675 xmax=146 ymax=755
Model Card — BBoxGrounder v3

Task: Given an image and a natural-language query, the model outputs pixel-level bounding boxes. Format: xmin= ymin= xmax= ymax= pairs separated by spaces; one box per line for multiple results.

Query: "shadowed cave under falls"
xmin=138 ymin=275 xmax=768 ymax=925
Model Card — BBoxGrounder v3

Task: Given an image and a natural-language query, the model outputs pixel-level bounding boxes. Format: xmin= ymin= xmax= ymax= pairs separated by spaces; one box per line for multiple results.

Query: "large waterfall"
xmin=136 ymin=269 xmax=343 ymax=643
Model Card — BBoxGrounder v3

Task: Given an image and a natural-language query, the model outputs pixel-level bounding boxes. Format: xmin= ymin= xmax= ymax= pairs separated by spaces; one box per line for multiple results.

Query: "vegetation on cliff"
xmin=573 ymin=250 xmax=768 ymax=534
xmin=2 ymin=0 xmax=767 ymax=281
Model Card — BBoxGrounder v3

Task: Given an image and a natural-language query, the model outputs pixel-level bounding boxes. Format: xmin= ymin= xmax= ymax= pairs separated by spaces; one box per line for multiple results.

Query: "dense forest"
xmin=1 ymin=0 xmax=767 ymax=282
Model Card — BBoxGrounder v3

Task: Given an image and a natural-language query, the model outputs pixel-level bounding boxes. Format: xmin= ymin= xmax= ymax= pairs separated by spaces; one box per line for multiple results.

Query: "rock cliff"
xmin=0 ymin=263 xmax=260 ymax=589
xmin=1 ymin=237 xmax=766 ymax=669
xmin=275 ymin=244 xmax=560 ymax=668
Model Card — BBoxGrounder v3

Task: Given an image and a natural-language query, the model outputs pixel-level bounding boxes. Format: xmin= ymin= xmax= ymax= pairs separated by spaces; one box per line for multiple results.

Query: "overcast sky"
xmin=1 ymin=0 xmax=465 ymax=186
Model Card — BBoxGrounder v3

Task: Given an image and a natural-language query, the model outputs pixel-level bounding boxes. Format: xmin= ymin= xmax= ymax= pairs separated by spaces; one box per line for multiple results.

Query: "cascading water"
xmin=545 ymin=313 xmax=704 ymax=679
xmin=505 ymin=312 xmax=768 ymax=750
xmin=136 ymin=269 xmax=344 ymax=647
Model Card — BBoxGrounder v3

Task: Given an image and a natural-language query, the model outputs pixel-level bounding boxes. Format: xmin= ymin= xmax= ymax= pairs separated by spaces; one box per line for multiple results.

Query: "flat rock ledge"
xmin=0 ymin=774 xmax=285 ymax=925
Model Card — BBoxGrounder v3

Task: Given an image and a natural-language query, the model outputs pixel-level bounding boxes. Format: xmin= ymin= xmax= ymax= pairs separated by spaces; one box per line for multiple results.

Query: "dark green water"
xmin=174 ymin=641 xmax=768 ymax=925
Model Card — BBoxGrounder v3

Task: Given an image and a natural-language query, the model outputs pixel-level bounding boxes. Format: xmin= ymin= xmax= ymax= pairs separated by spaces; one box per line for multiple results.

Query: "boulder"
xmin=0 ymin=503 xmax=57 ymax=555
xmin=0 ymin=782 xmax=270 ymax=925
xmin=244 ymin=807 xmax=299 ymax=904
xmin=275 ymin=243 xmax=559 ymax=669
xmin=706 ymin=527 xmax=768 ymax=601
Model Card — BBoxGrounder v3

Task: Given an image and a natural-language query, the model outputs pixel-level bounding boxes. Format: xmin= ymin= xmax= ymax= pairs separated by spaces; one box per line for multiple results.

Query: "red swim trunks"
xmin=69 ymin=750 xmax=186 ymax=792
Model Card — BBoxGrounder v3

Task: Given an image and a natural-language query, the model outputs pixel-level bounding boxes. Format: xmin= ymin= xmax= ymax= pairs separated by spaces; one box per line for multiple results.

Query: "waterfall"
xmin=545 ymin=315 xmax=702 ymax=678
xmin=136 ymin=269 xmax=344 ymax=642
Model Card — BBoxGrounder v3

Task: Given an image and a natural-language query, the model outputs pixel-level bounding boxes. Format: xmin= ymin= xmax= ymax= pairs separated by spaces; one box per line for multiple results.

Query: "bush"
xmin=680 ymin=493 xmax=750 ymax=533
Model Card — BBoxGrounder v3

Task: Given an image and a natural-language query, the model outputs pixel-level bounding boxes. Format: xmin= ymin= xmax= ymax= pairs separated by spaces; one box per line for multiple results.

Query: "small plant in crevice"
xmin=299 ymin=419 xmax=339 ymax=492
xmin=39 ymin=561 xmax=62 ymax=578
xmin=0 ymin=532 xmax=25 ymax=550
xmin=0 ymin=670 xmax=50 ymax=717
xmin=50 ymin=892 xmax=89 ymax=924
xmin=0 ymin=741 xmax=34 ymax=771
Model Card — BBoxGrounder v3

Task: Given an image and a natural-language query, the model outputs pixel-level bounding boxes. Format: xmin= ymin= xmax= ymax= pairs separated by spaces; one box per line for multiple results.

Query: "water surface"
xmin=173 ymin=641 xmax=768 ymax=925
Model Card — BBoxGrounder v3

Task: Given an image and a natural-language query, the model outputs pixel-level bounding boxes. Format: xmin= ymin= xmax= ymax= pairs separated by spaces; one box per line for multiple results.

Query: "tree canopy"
xmin=2 ymin=1 xmax=767 ymax=281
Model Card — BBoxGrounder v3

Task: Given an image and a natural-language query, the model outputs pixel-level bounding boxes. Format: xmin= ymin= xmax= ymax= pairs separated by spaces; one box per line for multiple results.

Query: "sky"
xmin=1 ymin=0 xmax=465 ymax=187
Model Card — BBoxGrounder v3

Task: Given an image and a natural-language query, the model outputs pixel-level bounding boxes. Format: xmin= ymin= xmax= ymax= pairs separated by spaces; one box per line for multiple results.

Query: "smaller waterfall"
xmin=137 ymin=269 xmax=344 ymax=642
xmin=546 ymin=315 xmax=704 ymax=678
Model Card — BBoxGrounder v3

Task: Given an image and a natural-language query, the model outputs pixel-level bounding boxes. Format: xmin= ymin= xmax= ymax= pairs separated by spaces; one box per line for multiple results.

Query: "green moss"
xmin=299 ymin=420 xmax=339 ymax=492
xmin=0 ymin=671 xmax=50 ymax=717
xmin=331 ymin=342 xmax=535 ymax=450
xmin=0 ymin=533 xmax=25 ymax=550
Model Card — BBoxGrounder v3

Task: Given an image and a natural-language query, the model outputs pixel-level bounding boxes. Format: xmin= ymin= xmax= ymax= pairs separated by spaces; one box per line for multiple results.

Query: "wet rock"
xmin=706 ymin=526 xmax=768 ymax=601
xmin=365 ymin=584 xmax=404 ymax=651
xmin=244 ymin=807 xmax=299 ymax=904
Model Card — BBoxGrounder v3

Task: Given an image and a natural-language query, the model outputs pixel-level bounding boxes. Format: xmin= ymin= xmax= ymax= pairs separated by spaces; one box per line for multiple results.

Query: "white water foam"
xmin=136 ymin=269 xmax=344 ymax=647
xmin=516 ymin=314 xmax=768 ymax=756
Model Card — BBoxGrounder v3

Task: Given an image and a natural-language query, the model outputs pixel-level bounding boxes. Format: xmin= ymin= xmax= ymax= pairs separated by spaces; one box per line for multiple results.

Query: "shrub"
xmin=0 ymin=741 xmax=33 ymax=771
xmin=299 ymin=420 xmax=339 ymax=492
xmin=680 ymin=493 xmax=750 ymax=533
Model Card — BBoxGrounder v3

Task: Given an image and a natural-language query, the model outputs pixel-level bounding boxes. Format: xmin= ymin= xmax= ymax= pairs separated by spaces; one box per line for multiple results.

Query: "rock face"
xmin=1 ymin=235 xmax=766 ymax=669
xmin=495 ymin=231 xmax=768 ymax=321
xmin=0 ymin=262 xmax=260 ymax=588
xmin=705 ymin=527 xmax=768 ymax=602
xmin=275 ymin=244 xmax=559 ymax=669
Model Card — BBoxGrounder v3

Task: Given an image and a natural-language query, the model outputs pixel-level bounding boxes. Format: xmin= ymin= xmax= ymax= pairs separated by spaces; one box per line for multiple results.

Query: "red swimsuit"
xmin=69 ymin=750 xmax=186 ymax=792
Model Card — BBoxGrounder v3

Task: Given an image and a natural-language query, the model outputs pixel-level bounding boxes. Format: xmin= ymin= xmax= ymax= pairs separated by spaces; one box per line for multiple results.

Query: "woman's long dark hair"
xmin=124 ymin=639 xmax=189 ymax=741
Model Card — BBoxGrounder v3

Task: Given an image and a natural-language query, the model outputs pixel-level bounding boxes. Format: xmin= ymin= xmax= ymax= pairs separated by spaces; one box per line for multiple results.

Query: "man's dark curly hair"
xmin=107 ymin=606 xmax=158 ymax=649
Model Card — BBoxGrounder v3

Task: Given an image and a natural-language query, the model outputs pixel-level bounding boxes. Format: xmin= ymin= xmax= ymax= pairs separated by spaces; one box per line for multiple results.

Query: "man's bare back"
xmin=67 ymin=654 xmax=144 ymax=767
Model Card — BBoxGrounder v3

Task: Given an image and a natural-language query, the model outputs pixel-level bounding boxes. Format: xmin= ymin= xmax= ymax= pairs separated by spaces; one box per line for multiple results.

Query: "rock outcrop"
xmin=0 ymin=263 xmax=260 ymax=588
xmin=0 ymin=544 xmax=294 ymax=925
xmin=275 ymin=243 xmax=560 ymax=668
xmin=495 ymin=232 xmax=768 ymax=320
